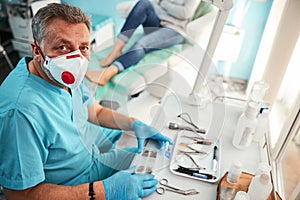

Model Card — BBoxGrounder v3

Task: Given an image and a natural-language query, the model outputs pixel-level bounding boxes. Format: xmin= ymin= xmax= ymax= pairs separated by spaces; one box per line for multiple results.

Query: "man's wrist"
xmin=130 ymin=117 xmax=137 ymax=130
xmin=92 ymin=181 xmax=106 ymax=200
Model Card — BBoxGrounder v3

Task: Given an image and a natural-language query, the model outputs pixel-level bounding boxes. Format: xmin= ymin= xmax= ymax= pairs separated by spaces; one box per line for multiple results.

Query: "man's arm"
xmin=4 ymin=181 xmax=105 ymax=200
xmin=88 ymin=101 xmax=173 ymax=153
xmin=88 ymin=101 xmax=136 ymax=130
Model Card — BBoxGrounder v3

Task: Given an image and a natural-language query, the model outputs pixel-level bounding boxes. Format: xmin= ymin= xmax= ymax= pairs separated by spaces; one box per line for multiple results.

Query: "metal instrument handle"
xmin=157 ymin=178 xmax=199 ymax=195
xmin=159 ymin=179 xmax=182 ymax=191
xmin=156 ymin=187 xmax=165 ymax=195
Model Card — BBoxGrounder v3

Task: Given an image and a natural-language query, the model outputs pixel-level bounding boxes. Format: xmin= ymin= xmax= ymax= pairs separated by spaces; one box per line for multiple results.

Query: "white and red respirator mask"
xmin=34 ymin=41 xmax=89 ymax=90
xmin=42 ymin=50 xmax=89 ymax=90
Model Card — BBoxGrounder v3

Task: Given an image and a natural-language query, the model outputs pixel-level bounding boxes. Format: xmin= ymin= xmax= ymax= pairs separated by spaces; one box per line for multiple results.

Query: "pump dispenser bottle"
xmin=253 ymin=109 xmax=269 ymax=142
xmin=232 ymin=102 xmax=258 ymax=150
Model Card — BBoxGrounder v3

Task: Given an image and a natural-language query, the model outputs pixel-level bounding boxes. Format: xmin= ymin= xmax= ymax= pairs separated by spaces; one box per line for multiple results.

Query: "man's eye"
xmin=58 ymin=46 xmax=66 ymax=50
xmin=81 ymin=46 xmax=89 ymax=51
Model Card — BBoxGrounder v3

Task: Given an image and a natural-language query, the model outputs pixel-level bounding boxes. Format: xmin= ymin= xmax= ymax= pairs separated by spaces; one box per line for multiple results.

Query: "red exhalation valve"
xmin=61 ymin=71 xmax=75 ymax=84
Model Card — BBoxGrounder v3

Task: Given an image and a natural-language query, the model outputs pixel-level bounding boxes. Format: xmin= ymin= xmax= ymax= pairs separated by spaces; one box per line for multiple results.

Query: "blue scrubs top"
xmin=0 ymin=57 xmax=133 ymax=190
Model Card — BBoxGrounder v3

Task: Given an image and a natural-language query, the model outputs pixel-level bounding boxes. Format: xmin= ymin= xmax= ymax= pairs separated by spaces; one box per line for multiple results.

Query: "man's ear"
xmin=31 ymin=43 xmax=39 ymax=55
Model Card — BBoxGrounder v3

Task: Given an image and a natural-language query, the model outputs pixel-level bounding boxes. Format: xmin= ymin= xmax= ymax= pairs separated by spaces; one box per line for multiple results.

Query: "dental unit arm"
xmin=187 ymin=0 xmax=233 ymax=106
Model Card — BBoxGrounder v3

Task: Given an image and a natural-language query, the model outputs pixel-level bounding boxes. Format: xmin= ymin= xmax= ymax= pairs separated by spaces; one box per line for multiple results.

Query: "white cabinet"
xmin=90 ymin=15 xmax=114 ymax=52
xmin=6 ymin=0 xmax=60 ymax=57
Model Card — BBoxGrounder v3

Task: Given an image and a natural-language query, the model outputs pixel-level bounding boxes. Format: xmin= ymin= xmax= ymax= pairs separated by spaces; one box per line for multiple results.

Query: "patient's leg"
xmin=85 ymin=65 xmax=119 ymax=86
xmin=100 ymin=0 xmax=160 ymax=67
xmin=100 ymin=39 xmax=125 ymax=67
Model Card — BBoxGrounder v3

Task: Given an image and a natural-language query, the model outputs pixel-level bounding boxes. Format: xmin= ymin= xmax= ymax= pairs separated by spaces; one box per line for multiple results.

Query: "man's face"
xmin=42 ymin=18 xmax=90 ymax=60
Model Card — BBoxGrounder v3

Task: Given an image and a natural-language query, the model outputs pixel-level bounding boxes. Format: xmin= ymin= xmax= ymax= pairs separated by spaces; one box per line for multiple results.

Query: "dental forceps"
xmin=156 ymin=178 xmax=199 ymax=195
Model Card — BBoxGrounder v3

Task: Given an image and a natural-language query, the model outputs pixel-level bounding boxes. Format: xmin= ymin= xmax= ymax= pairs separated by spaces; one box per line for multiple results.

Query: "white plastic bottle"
xmin=253 ymin=109 xmax=269 ymax=142
xmin=232 ymin=102 xmax=258 ymax=150
xmin=220 ymin=161 xmax=243 ymax=200
xmin=227 ymin=161 xmax=243 ymax=184
xmin=256 ymin=162 xmax=272 ymax=175
xmin=247 ymin=173 xmax=272 ymax=200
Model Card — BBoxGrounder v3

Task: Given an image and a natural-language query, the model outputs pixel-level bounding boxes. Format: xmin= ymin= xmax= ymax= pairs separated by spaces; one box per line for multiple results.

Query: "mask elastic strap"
xmin=34 ymin=40 xmax=46 ymax=60
xmin=33 ymin=40 xmax=57 ymax=84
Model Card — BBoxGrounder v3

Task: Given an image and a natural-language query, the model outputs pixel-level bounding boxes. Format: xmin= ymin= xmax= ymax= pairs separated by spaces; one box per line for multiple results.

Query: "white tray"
xmin=169 ymin=131 xmax=221 ymax=183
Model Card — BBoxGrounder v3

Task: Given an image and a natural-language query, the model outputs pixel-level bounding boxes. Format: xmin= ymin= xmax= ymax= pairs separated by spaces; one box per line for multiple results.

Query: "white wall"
xmin=247 ymin=0 xmax=300 ymax=105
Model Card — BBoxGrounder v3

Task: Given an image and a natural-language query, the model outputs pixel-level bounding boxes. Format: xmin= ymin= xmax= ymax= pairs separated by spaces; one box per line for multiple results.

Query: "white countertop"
xmin=144 ymin=94 xmax=268 ymax=200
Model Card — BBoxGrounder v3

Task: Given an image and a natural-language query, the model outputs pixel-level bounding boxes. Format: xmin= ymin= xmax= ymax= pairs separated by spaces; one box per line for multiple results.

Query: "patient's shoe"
xmin=85 ymin=66 xmax=119 ymax=86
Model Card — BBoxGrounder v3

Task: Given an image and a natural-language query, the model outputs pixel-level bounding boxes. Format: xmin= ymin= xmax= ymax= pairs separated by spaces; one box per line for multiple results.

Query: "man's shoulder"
xmin=0 ymin=57 xmax=42 ymax=113
xmin=1 ymin=60 xmax=25 ymax=101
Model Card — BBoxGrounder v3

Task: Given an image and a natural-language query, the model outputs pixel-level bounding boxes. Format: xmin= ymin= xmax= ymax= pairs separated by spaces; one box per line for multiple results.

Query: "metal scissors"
xmin=156 ymin=178 xmax=199 ymax=195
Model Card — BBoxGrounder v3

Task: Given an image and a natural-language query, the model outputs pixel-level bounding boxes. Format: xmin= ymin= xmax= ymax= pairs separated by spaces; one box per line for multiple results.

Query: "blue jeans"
xmin=113 ymin=0 xmax=185 ymax=71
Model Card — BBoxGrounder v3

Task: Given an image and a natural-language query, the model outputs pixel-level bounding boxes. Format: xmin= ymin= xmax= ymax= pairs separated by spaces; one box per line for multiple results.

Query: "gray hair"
xmin=32 ymin=3 xmax=91 ymax=44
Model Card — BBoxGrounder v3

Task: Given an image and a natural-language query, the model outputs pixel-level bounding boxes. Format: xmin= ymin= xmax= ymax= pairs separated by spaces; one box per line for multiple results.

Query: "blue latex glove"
xmin=131 ymin=120 xmax=173 ymax=153
xmin=103 ymin=167 xmax=158 ymax=200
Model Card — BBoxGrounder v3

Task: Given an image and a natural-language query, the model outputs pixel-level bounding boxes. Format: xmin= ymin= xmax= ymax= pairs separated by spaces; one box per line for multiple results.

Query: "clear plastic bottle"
xmin=232 ymin=102 xmax=259 ymax=150
xmin=248 ymin=80 xmax=269 ymax=104
xmin=234 ymin=191 xmax=250 ymax=200
xmin=253 ymin=109 xmax=269 ymax=142
xmin=247 ymin=173 xmax=273 ymax=200
xmin=220 ymin=187 xmax=236 ymax=200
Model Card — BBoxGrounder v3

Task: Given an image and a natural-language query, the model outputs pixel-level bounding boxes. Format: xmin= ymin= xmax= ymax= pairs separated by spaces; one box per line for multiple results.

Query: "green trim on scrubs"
xmin=0 ymin=57 xmax=136 ymax=190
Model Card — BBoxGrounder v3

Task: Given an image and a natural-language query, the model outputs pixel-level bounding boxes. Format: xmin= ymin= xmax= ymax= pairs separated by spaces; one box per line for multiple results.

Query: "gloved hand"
xmin=103 ymin=167 xmax=158 ymax=200
xmin=131 ymin=120 xmax=173 ymax=153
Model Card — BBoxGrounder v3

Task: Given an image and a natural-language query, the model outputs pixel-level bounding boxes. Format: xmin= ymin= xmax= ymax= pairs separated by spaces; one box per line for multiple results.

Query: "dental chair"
xmin=86 ymin=1 xmax=217 ymax=106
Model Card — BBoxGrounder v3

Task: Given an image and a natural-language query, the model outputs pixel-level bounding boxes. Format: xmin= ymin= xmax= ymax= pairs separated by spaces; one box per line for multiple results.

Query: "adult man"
xmin=0 ymin=3 xmax=172 ymax=199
